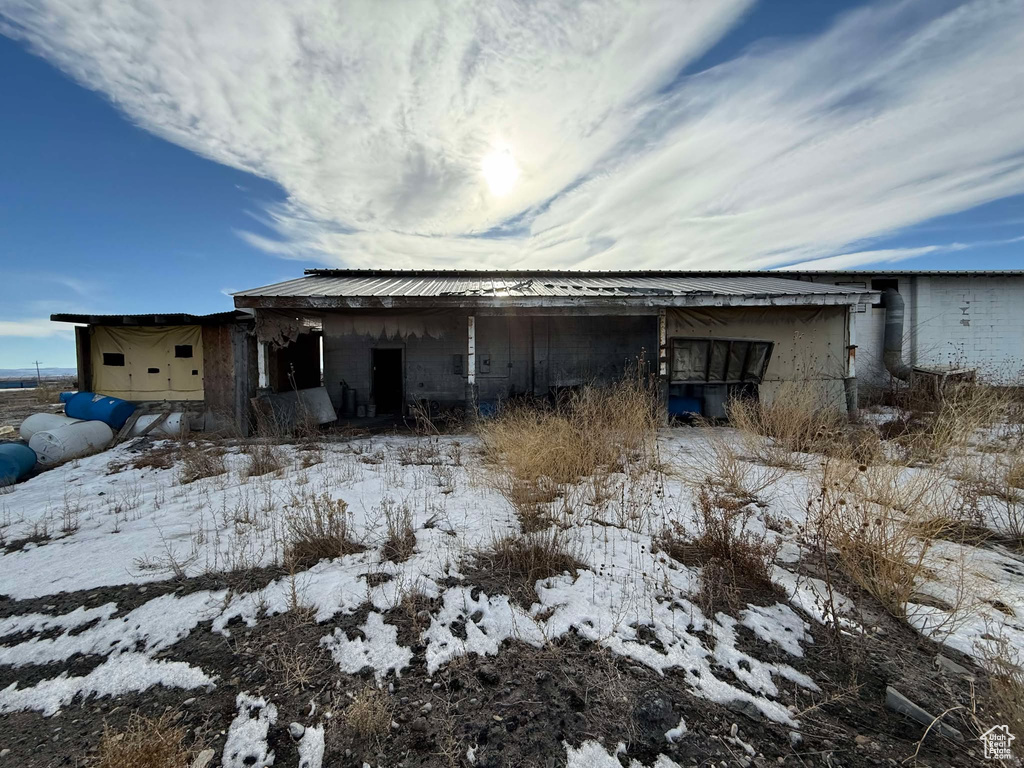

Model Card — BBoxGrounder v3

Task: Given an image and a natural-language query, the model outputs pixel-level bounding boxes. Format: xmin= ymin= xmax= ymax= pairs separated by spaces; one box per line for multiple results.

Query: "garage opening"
xmin=371 ymin=348 xmax=404 ymax=415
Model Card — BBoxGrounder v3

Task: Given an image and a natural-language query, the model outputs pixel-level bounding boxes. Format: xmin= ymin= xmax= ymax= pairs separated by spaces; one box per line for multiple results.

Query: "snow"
xmin=665 ymin=717 xmax=687 ymax=743
xmin=0 ymin=602 xmax=117 ymax=639
xmin=1 ymin=428 xmax=1022 ymax=735
xmin=321 ymin=611 xmax=413 ymax=680
xmin=296 ymin=724 xmax=325 ymax=768
xmin=565 ymin=740 xmax=681 ymax=768
xmin=222 ymin=693 xmax=277 ymax=768
xmin=0 ymin=653 xmax=214 ymax=716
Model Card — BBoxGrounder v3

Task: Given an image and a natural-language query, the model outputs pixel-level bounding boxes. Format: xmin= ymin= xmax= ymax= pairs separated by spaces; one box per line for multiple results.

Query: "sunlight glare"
xmin=481 ymin=147 xmax=519 ymax=196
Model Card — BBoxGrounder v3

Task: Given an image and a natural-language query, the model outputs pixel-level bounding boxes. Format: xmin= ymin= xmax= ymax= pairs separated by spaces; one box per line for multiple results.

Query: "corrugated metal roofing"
xmin=235 ymin=271 xmax=867 ymax=299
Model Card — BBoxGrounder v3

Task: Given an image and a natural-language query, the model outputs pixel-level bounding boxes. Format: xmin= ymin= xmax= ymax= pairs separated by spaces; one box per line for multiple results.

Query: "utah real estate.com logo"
xmin=980 ymin=725 xmax=1015 ymax=760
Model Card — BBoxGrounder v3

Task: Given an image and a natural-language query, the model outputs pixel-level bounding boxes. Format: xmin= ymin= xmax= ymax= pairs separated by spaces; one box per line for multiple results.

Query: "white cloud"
xmin=2 ymin=0 xmax=1024 ymax=270
xmin=0 ymin=318 xmax=77 ymax=338
xmin=774 ymin=246 xmax=959 ymax=272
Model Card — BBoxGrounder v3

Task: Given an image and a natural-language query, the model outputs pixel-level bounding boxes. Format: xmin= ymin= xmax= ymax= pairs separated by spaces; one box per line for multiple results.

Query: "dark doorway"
xmin=371 ymin=348 xmax=403 ymax=414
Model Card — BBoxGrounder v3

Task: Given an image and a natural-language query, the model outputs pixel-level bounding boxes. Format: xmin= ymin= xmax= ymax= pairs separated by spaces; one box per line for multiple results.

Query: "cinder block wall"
xmin=807 ymin=274 xmax=1024 ymax=389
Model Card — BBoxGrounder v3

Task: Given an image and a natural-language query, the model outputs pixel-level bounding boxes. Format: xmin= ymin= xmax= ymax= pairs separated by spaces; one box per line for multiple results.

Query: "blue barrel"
xmin=59 ymin=391 xmax=76 ymax=404
xmin=668 ymin=395 xmax=702 ymax=417
xmin=0 ymin=443 xmax=37 ymax=485
xmin=64 ymin=392 xmax=136 ymax=430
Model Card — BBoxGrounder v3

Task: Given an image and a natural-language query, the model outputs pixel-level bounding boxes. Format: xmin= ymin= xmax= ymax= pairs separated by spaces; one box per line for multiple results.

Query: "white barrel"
xmin=29 ymin=421 xmax=114 ymax=465
xmin=19 ymin=413 xmax=82 ymax=442
xmin=129 ymin=413 xmax=187 ymax=437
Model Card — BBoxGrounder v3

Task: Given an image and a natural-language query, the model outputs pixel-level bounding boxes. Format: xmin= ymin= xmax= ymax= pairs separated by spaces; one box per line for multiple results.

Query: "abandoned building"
xmin=50 ymin=310 xmax=257 ymax=431
xmin=51 ymin=269 xmax=1024 ymax=434
xmin=231 ymin=270 xmax=876 ymax=423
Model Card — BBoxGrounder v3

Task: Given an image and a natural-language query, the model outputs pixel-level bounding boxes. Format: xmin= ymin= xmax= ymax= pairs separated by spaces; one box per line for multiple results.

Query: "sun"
xmin=481 ymin=146 xmax=519 ymax=196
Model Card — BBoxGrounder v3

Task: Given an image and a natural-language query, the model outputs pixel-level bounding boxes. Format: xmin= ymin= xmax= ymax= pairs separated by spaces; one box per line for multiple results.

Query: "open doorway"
xmin=371 ymin=348 xmax=403 ymax=415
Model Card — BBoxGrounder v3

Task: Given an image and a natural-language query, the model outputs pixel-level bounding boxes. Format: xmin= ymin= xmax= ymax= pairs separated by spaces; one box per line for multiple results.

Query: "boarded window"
xmin=174 ymin=344 xmax=193 ymax=358
xmin=670 ymin=338 xmax=773 ymax=384
xmin=102 ymin=352 xmax=125 ymax=367
xmin=670 ymin=339 xmax=709 ymax=381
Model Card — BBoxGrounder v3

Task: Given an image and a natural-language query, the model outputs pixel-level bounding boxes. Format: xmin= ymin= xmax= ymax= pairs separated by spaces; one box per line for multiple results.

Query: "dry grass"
xmin=726 ymin=383 xmax=848 ymax=468
xmin=284 ymin=492 xmax=361 ymax=569
xmin=689 ymin=423 xmax=786 ymax=503
xmin=479 ymin=367 xmax=658 ymax=523
xmin=657 ymin=484 xmax=781 ymax=614
xmin=345 ymin=685 xmax=394 ymax=743
xmin=93 ymin=712 xmax=193 ymax=768
xmin=243 ymin=442 xmax=284 ymax=478
xmin=470 ymin=529 xmax=583 ymax=608
xmin=980 ymin=635 xmax=1024 ymax=743
xmin=178 ymin=440 xmax=226 ymax=484
xmin=31 ymin=383 xmax=60 ymax=405
xmin=885 ymin=381 xmax=1012 ymax=465
xmin=810 ymin=456 xmax=958 ymax=618
xmin=379 ymin=498 xmax=416 ymax=563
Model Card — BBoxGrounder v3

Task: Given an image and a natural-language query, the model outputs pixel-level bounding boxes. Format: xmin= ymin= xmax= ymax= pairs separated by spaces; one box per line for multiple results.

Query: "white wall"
xmin=807 ymin=274 xmax=1024 ymax=390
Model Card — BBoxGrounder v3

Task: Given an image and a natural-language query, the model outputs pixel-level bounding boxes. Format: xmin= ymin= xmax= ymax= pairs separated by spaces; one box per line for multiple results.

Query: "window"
xmin=670 ymin=338 xmax=773 ymax=384
xmin=147 ymin=367 xmax=160 ymax=374
xmin=102 ymin=352 xmax=125 ymax=367
xmin=174 ymin=344 xmax=193 ymax=358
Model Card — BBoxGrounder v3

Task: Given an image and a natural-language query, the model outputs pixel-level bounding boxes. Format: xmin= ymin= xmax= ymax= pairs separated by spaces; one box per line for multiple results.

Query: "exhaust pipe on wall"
xmin=881 ymin=288 xmax=912 ymax=382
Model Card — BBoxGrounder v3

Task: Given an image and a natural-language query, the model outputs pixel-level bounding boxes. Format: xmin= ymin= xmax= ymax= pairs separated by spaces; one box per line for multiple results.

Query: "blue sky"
xmin=1 ymin=0 xmax=1022 ymax=369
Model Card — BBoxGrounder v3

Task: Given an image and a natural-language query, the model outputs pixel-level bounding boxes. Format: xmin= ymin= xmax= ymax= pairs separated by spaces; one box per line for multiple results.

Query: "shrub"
xmin=345 ymin=686 xmax=393 ymax=743
xmin=380 ymin=497 xmax=416 ymax=563
xmin=980 ymin=635 xmax=1024 ymax=743
xmin=243 ymin=442 xmax=284 ymax=478
xmin=479 ymin=366 xmax=659 ymax=523
xmin=469 ymin=530 xmax=583 ymax=608
xmin=657 ymin=484 xmax=781 ymax=615
xmin=284 ymin=492 xmax=360 ymax=569
xmin=94 ymin=712 xmax=193 ymax=768
xmin=689 ymin=422 xmax=785 ymax=503
xmin=178 ymin=440 xmax=226 ymax=484
xmin=726 ymin=382 xmax=847 ymax=463
xmin=809 ymin=457 xmax=957 ymax=617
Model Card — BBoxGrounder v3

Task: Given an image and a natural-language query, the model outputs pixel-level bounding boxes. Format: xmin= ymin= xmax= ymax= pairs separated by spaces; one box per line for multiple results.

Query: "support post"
xmin=257 ymin=341 xmax=270 ymax=390
xmin=844 ymin=304 xmax=859 ymax=419
xmin=658 ymin=308 xmax=669 ymax=424
xmin=466 ymin=315 xmax=477 ymax=419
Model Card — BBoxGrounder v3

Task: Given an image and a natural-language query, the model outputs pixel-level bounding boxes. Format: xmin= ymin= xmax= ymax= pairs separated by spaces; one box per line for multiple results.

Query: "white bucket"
xmin=129 ymin=413 xmax=187 ymax=437
xmin=29 ymin=421 xmax=114 ymax=465
xmin=19 ymin=413 xmax=82 ymax=442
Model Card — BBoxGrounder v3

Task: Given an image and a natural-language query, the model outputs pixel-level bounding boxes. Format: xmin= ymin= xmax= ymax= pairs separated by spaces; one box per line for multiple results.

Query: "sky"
xmin=0 ymin=0 xmax=1022 ymax=369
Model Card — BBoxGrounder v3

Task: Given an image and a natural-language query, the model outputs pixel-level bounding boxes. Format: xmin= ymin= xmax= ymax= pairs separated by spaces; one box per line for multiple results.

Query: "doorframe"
xmin=370 ymin=345 xmax=405 ymax=415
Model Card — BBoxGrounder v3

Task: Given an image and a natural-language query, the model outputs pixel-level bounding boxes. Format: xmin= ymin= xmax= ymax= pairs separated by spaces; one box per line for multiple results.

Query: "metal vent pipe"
xmin=881 ymin=288 xmax=912 ymax=381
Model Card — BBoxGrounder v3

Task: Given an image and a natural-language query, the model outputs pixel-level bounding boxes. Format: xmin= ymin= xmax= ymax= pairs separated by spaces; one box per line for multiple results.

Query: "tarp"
xmin=667 ymin=306 xmax=847 ymax=382
xmin=90 ymin=325 xmax=204 ymax=401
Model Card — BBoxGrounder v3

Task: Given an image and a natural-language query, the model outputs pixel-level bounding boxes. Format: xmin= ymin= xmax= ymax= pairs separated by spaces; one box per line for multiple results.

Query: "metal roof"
xmin=235 ymin=270 xmax=867 ymax=300
xmin=51 ymin=310 xmax=252 ymax=326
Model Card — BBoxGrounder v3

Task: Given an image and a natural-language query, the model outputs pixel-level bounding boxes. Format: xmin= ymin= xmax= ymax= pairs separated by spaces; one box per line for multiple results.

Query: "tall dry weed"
xmin=478 ymin=366 xmax=659 ymax=525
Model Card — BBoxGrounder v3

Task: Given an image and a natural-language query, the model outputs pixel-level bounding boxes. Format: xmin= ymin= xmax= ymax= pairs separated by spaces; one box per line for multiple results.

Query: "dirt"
xmin=0 ymin=388 xmax=67 ymax=440
xmin=0 ymin=564 xmax=1004 ymax=768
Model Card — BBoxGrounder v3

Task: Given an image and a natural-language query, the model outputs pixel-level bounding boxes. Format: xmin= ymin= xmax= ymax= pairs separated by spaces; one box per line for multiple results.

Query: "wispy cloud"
xmin=3 ymin=0 xmax=1023 ymax=270
xmin=0 ymin=318 xmax=77 ymax=338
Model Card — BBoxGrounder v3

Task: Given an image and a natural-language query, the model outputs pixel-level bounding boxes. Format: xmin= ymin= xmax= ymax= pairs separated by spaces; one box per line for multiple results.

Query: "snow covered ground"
xmin=1 ymin=429 xmax=1022 ymax=766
